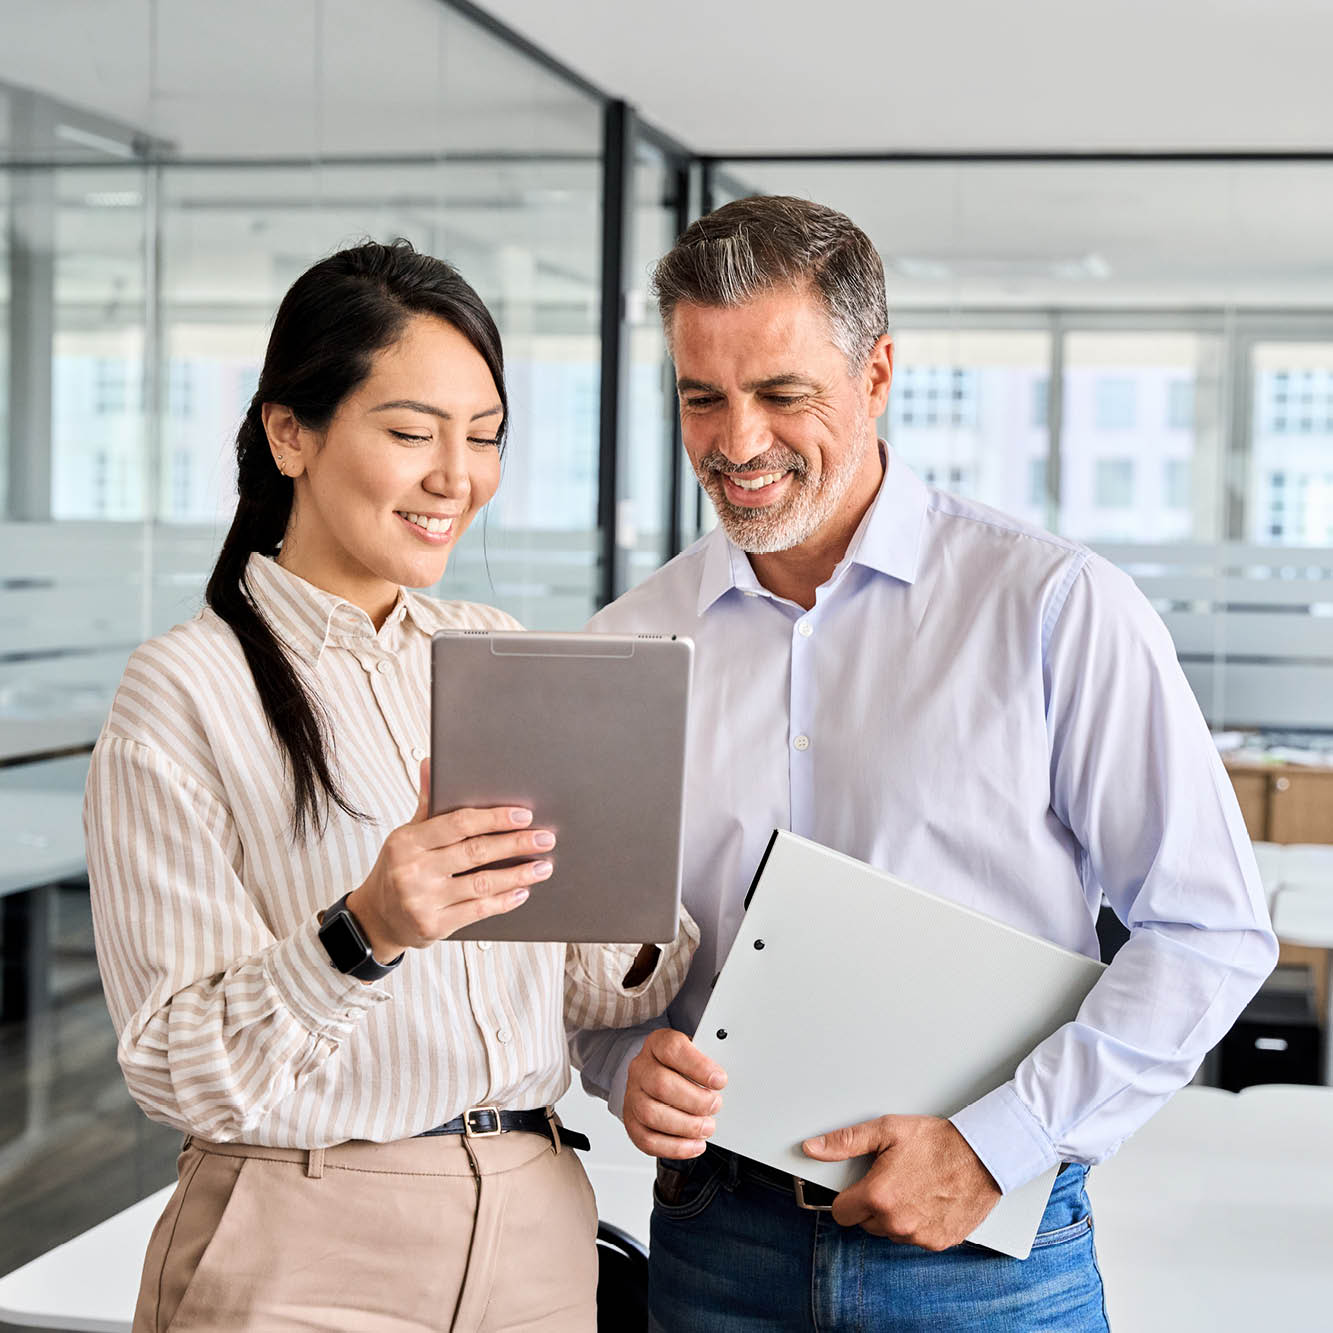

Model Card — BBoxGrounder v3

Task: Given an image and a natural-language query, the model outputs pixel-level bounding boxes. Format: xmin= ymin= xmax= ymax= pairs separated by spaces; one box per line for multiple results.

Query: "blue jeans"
xmin=648 ymin=1151 xmax=1109 ymax=1332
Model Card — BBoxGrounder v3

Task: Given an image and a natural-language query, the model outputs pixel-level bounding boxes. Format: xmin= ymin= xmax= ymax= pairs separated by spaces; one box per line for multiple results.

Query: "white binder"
xmin=693 ymin=831 xmax=1106 ymax=1259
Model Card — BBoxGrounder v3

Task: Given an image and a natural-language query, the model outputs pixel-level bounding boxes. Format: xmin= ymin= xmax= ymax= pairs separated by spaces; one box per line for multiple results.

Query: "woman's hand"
xmin=345 ymin=759 xmax=552 ymax=961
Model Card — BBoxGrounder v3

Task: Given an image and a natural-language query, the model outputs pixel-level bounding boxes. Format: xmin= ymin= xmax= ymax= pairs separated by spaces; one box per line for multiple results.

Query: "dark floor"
xmin=0 ymin=885 xmax=180 ymax=1331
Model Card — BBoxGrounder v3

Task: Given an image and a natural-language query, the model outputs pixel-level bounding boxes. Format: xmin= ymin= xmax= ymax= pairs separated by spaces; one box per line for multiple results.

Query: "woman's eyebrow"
xmin=370 ymin=398 xmax=503 ymax=422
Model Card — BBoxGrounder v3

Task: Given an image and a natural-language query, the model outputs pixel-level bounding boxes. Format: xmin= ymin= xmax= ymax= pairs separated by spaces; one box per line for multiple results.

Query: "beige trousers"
xmin=133 ymin=1129 xmax=599 ymax=1333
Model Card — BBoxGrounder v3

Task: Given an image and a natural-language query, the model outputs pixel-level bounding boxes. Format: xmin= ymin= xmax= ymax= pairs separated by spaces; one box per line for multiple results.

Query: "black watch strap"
xmin=317 ymin=893 xmax=404 ymax=981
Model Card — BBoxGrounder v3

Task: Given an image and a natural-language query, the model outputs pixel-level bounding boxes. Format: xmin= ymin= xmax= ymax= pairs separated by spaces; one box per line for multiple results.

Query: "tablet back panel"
xmin=694 ymin=830 xmax=1106 ymax=1258
xmin=431 ymin=631 xmax=691 ymax=943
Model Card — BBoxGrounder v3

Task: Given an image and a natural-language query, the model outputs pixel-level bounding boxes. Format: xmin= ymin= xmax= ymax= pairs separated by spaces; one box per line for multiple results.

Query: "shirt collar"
xmin=243 ymin=554 xmax=445 ymax=664
xmin=695 ymin=445 xmax=928 ymax=616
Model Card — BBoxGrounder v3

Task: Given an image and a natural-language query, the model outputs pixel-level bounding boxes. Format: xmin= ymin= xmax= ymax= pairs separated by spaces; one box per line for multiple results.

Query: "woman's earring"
xmin=275 ymin=455 xmax=285 ymax=473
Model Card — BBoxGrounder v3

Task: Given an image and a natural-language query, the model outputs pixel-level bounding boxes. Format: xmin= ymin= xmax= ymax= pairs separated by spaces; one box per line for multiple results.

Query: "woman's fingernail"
xmin=511 ymin=809 xmax=533 ymax=825
xmin=512 ymin=888 xmax=530 ymax=904
xmin=533 ymin=831 xmax=555 ymax=849
xmin=531 ymin=860 xmax=553 ymax=879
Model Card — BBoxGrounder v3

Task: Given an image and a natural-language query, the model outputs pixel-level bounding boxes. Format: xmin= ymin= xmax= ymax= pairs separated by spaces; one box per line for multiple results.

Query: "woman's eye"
xmin=468 ymin=436 xmax=501 ymax=448
xmin=390 ymin=430 xmax=432 ymax=443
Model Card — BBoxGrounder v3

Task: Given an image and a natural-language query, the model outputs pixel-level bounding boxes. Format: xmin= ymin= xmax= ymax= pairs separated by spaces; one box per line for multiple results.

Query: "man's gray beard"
xmin=700 ymin=428 xmax=869 ymax=555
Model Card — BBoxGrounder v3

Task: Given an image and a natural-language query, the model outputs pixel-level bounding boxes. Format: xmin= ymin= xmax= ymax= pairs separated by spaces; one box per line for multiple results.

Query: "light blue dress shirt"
xmin=573 ymin=449 xmax=1277 ymax=1195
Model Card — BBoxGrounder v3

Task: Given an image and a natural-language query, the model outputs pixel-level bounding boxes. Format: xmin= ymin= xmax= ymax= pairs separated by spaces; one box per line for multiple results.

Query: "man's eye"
xmin=684 ymin=396 xmax=720 ymax=409
xmin=765 ymin=395 xmax=803 ymax=406
xmin=390 ymin=430 xmax=431 ymax=443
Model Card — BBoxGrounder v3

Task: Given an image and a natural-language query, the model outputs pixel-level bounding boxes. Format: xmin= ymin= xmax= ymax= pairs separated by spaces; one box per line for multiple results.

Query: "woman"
xmin=84 ymin=240 xmax=698 ymax=1333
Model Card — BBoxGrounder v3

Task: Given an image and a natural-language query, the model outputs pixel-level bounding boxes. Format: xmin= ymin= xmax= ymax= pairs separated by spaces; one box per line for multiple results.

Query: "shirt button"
xmin=411 ymin=746 xmax=426 ymax=762
xmin=793 ymin=734 xmax=810 ymax=751
xmin=477 ymin=940 xmax=492 ymax=952
xmin=376 ymin=660 xmax=392 ymax=674
xmin=797 ymin=620 xmax=813 ymax=637
xmin=496 ymin=1026 xmax=512 ymax=1043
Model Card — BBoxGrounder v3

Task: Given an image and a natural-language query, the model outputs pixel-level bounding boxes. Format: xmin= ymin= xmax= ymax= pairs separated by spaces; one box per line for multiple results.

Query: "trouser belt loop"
xmin=545 ymin=1106 xmax=563 ymax=1155
xmin=305 ymin=1146 xmax=325 ymax=1179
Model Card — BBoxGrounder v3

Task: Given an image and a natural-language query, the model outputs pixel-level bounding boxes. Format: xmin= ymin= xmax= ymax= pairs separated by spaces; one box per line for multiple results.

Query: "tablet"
xmin=429 ymin=630 xmax=693 ymax=943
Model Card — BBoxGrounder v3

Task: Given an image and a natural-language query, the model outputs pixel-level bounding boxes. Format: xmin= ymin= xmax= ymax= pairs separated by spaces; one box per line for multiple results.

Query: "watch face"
xmin=320 ymin=911 xmax=371 ymax=974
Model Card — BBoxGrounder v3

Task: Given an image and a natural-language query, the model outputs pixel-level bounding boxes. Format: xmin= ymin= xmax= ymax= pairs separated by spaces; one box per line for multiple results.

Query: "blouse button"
xmin=411 ymin=746 xmax=426 ymax=762
xmin=376 ymin=660 xmax=392 ymax=674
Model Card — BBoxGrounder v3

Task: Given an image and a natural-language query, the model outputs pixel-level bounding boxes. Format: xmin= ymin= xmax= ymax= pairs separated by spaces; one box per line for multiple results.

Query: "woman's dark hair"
xmin=205 ymin=239 xmax=507 ymax=840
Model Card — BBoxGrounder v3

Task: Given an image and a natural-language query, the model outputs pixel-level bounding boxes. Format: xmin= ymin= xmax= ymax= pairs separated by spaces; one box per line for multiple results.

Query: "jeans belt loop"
xmin=305 ymin=1146 xmax=325 ymax=1179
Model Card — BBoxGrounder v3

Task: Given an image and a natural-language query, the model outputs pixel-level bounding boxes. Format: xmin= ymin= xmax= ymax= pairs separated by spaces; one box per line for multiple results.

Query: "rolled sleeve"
xmin=564 ymin=905 xmax=699 ymax=1031
xmin=87 ymin=734 xmax=387 ymax=1140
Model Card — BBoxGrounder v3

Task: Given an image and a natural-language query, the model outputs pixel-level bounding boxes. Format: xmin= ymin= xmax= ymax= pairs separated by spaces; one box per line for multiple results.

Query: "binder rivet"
xmin=716 ymin=1028 xmax=728 ymax=1040
xmin=754 ymin=939 xmax=765 ymax=950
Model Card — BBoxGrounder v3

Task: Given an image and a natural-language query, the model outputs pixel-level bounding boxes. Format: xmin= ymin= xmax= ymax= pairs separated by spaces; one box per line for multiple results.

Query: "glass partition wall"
xmin=0 ymin=0 xmax=627 ymax=776
xmin=703 ymin=158 xmax=1333 ymax=736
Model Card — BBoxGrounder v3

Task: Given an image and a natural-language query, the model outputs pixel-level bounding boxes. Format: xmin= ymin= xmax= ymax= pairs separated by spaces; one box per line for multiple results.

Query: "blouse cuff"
xmin=262 ymin=915 xmax=392 ymax=1040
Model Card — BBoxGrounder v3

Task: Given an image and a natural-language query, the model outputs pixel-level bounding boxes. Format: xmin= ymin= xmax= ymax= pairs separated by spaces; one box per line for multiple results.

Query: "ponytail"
xmin=205 ymin=404 xmax=364 ymax=841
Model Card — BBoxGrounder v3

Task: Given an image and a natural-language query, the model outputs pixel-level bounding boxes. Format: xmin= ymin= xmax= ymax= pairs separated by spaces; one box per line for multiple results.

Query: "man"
xmin=574 ymin=195 xmax=1276 ymax=1331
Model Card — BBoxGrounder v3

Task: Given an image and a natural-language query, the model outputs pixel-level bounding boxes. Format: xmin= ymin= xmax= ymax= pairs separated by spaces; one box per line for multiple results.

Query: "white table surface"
xmin=1091 ymin=1084 xmax=1333 ymax=1331
xmin=0 ymin=789 xmax=87 ymax=897
xmin=1270 ymin=883 xmax=1333 ymax=1084
xmin=0 ymin=718 xmax=101 ymax=766
xmin=0 ymin=1083 xmax=653 ymax=1332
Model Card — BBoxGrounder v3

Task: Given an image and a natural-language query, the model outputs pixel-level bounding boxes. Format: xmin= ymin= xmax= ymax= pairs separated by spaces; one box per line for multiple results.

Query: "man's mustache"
xmin=698 ymin=450 xmax=808 ymax=478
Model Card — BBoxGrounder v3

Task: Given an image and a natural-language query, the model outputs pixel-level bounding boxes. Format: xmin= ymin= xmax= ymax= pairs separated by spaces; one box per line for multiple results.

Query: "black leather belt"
xmin=701 ymin=1145 xmax=1073 ymax=1213
xmin=708 ymin=1145 xmax=840 ymax=1211
xmin=418 ymin=1105 xmax=590 ymax=1152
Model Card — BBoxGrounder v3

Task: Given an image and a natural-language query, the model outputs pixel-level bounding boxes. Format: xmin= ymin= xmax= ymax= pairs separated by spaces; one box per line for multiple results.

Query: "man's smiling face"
xmin=671 ymin=284 xmax=887 ymax=556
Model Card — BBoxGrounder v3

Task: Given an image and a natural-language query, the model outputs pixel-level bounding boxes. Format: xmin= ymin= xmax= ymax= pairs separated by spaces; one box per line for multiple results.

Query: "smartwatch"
xmin=317 ymin=893 xmax=404 ymax=981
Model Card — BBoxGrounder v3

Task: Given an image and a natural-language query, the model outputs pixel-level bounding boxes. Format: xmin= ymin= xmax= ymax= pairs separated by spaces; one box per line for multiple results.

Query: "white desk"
xmin=1091 ymin=1084 xmax=1333 ymax=1331
xmin=1271 ymin=883 xmax=1333 ymax=1083
xmin=0 ymin=1083 xmax=654 ymax=1332
xmin=1250 ymin=840 xmax=1333 ymax=906
xmin=0 ymin=790 xmax=86 ymax=899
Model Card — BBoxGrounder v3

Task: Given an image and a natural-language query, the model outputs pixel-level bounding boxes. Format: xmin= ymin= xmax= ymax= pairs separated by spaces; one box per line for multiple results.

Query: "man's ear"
xmin=865 ymin=335 xmax=893 ymax=420
xmin=261 ymin=403 xmax=310 ymax=478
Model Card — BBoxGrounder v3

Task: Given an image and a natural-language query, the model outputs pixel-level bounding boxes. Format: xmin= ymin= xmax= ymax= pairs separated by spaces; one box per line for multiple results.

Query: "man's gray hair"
xmin=651 ymin=195 xmax=888 ymax=369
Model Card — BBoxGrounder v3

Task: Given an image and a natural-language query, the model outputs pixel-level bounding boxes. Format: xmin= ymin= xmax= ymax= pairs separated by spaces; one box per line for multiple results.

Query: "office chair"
xmin=596 ymin=1220 xmax=649 ymax=1332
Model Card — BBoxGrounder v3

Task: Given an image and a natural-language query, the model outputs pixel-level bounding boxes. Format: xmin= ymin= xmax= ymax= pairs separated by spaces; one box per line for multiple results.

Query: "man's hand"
xmin=802 ymin=1115 xmax=1001 ymax=1250
xmin=623 ymin=1029 xmax=727 ymax=1159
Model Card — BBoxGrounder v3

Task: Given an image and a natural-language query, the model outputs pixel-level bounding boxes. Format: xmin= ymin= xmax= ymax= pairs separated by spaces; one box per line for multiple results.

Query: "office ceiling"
xmin=483 ymin=0 xmax=1333 ymax=154
xmin=2 ymin=0 xmax=1331 ymax=310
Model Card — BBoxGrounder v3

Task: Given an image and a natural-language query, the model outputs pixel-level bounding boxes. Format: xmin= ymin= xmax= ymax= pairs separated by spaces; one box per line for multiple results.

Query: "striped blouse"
xmin=85 ymin=553 xmax=697 ymax=1148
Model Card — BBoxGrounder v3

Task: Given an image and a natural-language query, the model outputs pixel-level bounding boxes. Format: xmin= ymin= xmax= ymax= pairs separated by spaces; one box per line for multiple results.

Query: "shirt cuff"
xmin=949 ymin=1082 xmax=1060 ymax=1196
xmin=262 ymin=915 xmax=392 ymax=1040
xmin=607 ymin=1034 xmax=650 ymax=1119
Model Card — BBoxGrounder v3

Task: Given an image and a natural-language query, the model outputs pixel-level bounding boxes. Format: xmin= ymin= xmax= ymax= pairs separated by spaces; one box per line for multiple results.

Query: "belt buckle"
xmin=793 ymin=1178 xmax=834 ymax=1212
xmin=464 ymin=1105 xmax=502 ymax=1138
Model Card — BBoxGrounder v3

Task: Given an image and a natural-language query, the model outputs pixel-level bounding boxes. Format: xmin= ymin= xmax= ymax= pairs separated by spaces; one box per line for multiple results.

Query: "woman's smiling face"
xmin=265 ymin=314 xmax=503 ymax=621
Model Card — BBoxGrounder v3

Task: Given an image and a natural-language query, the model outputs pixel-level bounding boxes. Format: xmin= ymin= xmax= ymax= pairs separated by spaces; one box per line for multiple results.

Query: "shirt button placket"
xmin=790 ymin=612 xmax=815 ymax=834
